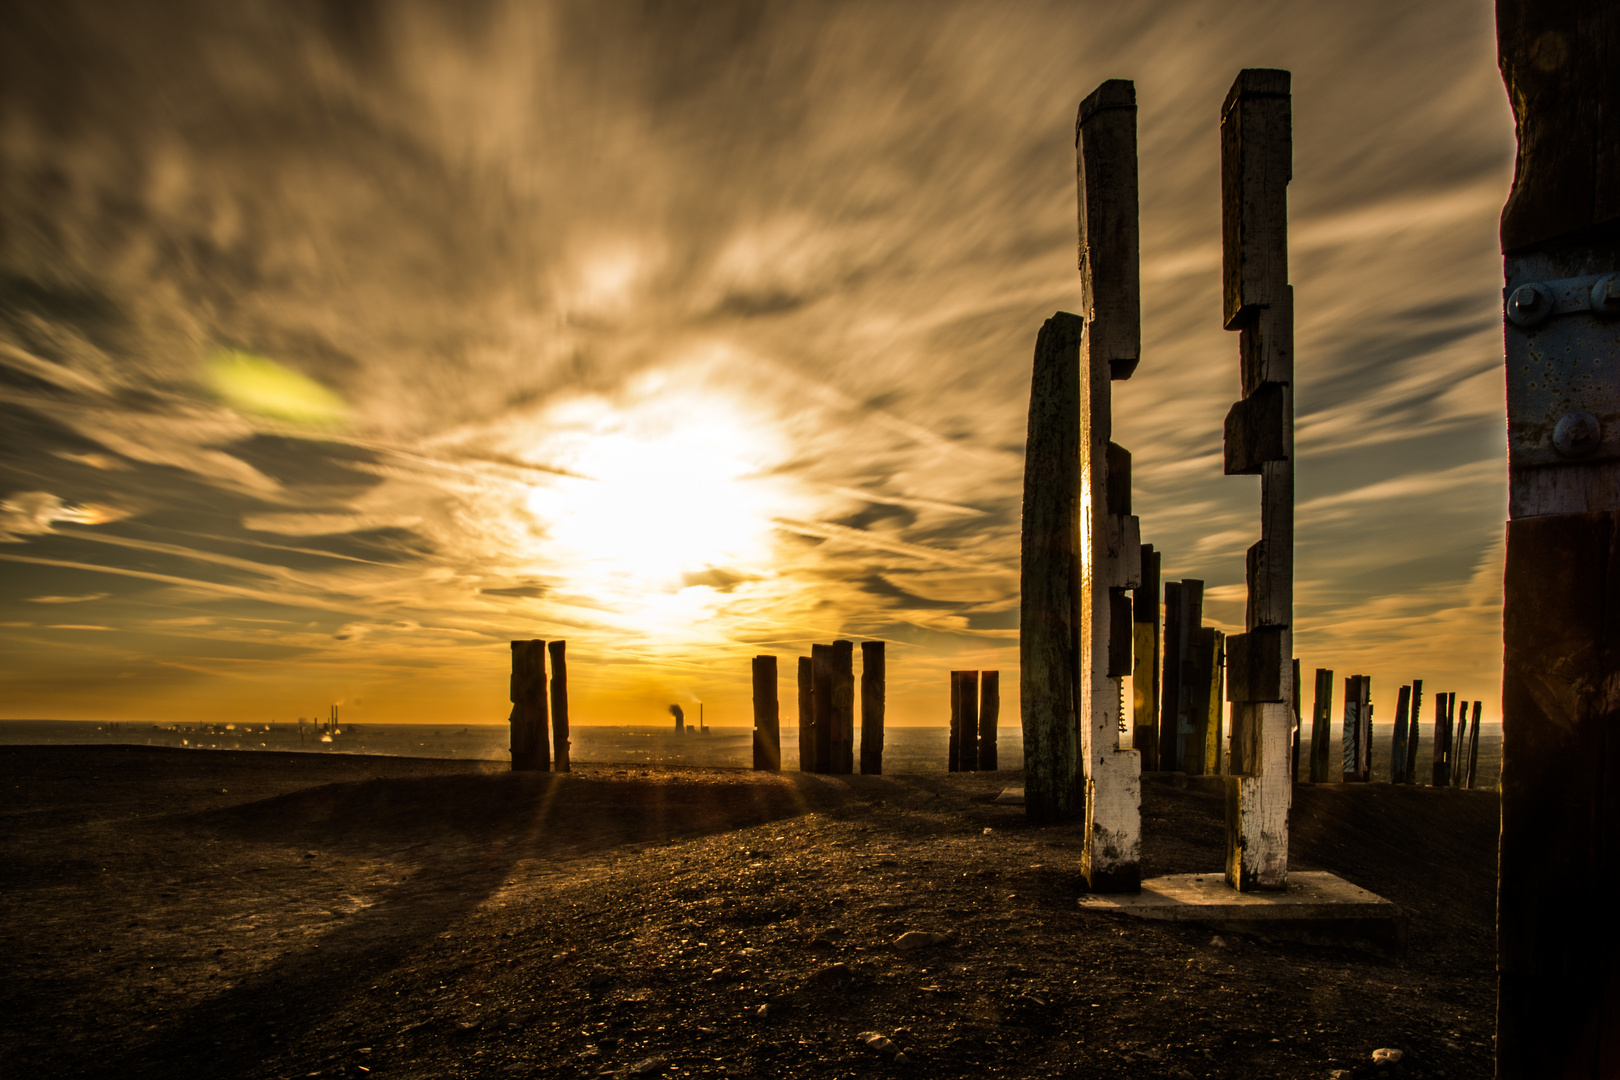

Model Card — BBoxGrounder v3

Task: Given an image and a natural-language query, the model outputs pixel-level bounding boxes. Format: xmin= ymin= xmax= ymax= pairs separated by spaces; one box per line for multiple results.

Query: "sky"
xmin=0 ymin=0 xmax=1515 ymax=731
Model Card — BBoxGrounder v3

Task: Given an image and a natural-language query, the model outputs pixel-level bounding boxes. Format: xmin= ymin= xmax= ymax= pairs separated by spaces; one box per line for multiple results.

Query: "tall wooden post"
xmin=948 ymin=670 xmax=965 ymax=772
xmin=1220 ymin=68 xmax=1294 ymax=891
xmin=1159 ymin=580 xmax=1204 ymax=772
xmin=831 ymin=640 xmax=855 ymax=774
xmin=1431 ymin=692 xmax=1450 ymax=787
xmin=1404 ymin=679 xmax=1424 ymax=784
xmin=1076 ymin=79 xmax=1145 ymax=892
xmin=1341 ymin=675 xmax=1362 ymax=783
xmin=1451 ymin=700 xmax=1468 ymax=788
xmin=1390 ymin=685 xmax=1412 ymax=784
xmin=812 ymin=644 xmax=834 ymax=773
xmin=797 ymin=656 xmax=813 ymax=772
xmin=509 ymin=639 xmax=550 ymax=772
xmin=1132 ymin=545 xmax=1162 ymax=768
xmin=547 ymin=640 xmax=570 ymax=772
xmin=860 ymin=641 xmax=885 ymax=775
xmin=752 ymin=655 xmax=780 ymax=771
xmin=1187 ymin=627 xmax=1221 ymax=775
xmin=1019 ymin=312 xmax=1083 ymax=819
xmin=1465 ymin=701 xmax=1481 ymax=790
xmin=958 ymin=670 xmax=980 ymax=772
xmin=978 ymin=670 xmax=1000 ymax=770
xmin=1309 ymin=668 xmax=1333 ymax=783
xmin=1290 ymin=657 xmax=1301 ymax=781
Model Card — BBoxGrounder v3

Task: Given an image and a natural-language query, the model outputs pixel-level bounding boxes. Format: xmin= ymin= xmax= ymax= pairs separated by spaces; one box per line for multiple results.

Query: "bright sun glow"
xmin=523 ymin=371 xmax=788 ymax=590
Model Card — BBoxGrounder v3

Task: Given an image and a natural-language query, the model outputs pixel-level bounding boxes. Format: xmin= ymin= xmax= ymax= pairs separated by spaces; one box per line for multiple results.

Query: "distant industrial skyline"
xmin=0 ymin=0 xmax=1514 ymax=728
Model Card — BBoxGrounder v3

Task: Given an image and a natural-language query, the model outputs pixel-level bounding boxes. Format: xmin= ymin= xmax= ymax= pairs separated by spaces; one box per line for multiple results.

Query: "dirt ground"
xmin=0 ymin=746 xmax=1499 ymax=1080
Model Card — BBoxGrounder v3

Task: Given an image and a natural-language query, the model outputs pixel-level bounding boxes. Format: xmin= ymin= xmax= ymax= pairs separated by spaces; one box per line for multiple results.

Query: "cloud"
xmin=24 ymin=592 xmax=109 ymax=604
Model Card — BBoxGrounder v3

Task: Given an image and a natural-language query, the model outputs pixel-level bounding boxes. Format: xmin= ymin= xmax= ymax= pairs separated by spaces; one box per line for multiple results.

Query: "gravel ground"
xmin=0 ymin=745 xmax=1498 ymax=1080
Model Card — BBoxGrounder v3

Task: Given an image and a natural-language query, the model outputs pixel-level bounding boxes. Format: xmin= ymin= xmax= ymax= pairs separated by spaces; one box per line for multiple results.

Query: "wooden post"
xmin=547 ymin=640 xmax=570 ymax=772
xmin=1186 ymin=626 xmax=1217 ymax=775
xmin=948 ymin=670 xmax=964 ymax=772
xmin=752 ymin=655 xmax=780 ymax=771
xmin=831 ymin=640 xmax=855 ymax=774
xmin=1075 ymin=79 xmax=1146 ymax=893
xmin=1160 ymin=580 xmax=1204 ymax=772
xmin=1359 ymin=677 xmax=1373 ymax=782
xmin=1132 ymin=545 xmax=1162 ymax=769
xmin=1465 ymin=700 xmax=1482 ymax=790
xmin=812 ymin=644 xmax=834 ymax=773
xmin=1404 ymin=679 xmax=1424 ymax=784
xmin=1390 ymin=685 xmax=1412 ymax=784
xmin=978 ymin=670 xmax=1000 ymax=770
xmin=797 ymin=656 xmax=813 ymax=772
xmin=1290 ymin=657 xmax=1301 ymax=781
xmin=1019 ymin=312 xmax=1083 ymax=819
xmin=1341 ymin=675 xmax=1363 ymax=783
xmin=1219 ymin=66 xmax=1295 ymax=891
xmin=958 ymin=670 xmax=980 ymax=772
xmin=509 ymin=639 xmax=550 ymax=772
xmin=860 ymin=641 xmax=885 ymax=775
xmin=1206 ymin=631 xmax=1226 ymax=775
xmin=1309 ymin=668 xmax=1333 ymax=783
xmin=1431 ymin=691 xmax=1450 ymax=787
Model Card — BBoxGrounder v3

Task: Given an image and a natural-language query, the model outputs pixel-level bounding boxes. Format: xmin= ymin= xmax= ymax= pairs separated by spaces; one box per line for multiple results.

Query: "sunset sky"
xmin=0 ymin=0 xmax=1515 ymax=731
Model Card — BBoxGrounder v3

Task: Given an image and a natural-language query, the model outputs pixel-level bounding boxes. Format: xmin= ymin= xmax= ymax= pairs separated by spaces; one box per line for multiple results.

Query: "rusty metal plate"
xmin=1504 ymin=259 xmax=1620 ymax=468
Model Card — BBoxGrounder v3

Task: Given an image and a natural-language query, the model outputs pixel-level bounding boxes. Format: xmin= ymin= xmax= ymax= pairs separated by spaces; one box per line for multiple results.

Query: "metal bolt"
xmin=1552 ymin=411 xmax=1602 ymax=458
xmin=1591 ymin=273 xmax=1620 ymax=315
xmin=1506 ymin=283 xmax=1551 ymax=327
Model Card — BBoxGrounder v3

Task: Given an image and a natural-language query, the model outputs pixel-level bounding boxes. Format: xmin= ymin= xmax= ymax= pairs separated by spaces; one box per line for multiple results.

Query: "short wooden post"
xmin=832 ymin=640 xmax=855 ymax=774
xmin=1404 ymin=679 xmax=1424 ymax=784
xmin=797 ymin=656 xmax=813 ymax=772
xmin=812 ymin=644 xmax=834 ymax=773
xmin=1359 ymin=677 xmax=1373 ymax=781
xmin=752 ymin=655 xmax=780 ymax=771
xmin=1219 ymin=67 xmax=1295 ymax=891
xmin=1187 ymin=627 xmax=1219 ymax=775
xmin=1431 ymin=691 xmax=1450 ymax=787
xmin=1390 ymin=684 xmax=1412 ymax=784
xmin=1132 ymin=545 xmax=1162 ymax=768
xmin=948 ymin=670 xmax=964 ymax=772
xmin=1019 ymin=312 xmax=1084 ymax=819
xmin=1341 ymin=675 xmax=1363 ymax=783
xmin=547 ymin=640 xmax=570 ymax=772
xmin=1159 ymin=579 xmax=1204 ymax=771
xmin=860 ymin=642 xmax=885 ymax=774
xmin=509 ymin=639 xmax=550 ymax=772
xmin=1453 ymin=700 xmax=1470 ymax=788
xmin=1309 ymin=668 xmax=1333 ymax=783
xmin=978 ymin=670 xmax=1000 ymax=770
xmin=1465 ymin=700 xmax=1482 ymax=789
xmin=958 ymin=670 xmax=980 ymax=771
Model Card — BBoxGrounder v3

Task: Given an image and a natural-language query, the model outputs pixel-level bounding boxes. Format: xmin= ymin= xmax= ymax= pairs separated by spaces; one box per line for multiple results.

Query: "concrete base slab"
xmin=1078 ymin=871 xmax=1406 ymax=956
xmin=994 ymin=787 xmax=1025 ymax=805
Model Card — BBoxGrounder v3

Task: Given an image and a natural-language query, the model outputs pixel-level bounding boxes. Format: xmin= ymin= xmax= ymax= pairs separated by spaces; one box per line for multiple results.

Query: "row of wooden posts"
xmin=1310 ymin=675 xmax=1487 ymax=789
xmin=750 ymin=640 xmax=887 ymax=774
xmin=948 ymin=670 xmax=1001 ymax=771
xmin=508 ymin=639 xmax=570 ymax=772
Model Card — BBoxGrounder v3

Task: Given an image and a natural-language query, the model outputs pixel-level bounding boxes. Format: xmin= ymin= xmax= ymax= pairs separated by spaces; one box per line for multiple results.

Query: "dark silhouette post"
xmin=1431 ymin=692 xmax=1450 ymax=787
xmin=1220 ymin=68 xmax=1295 ymax=891
xmin=1290 ymin=657 xmax=1302 ymax=780
xmin=1390 ymin=684 xmax=1412 ymax=784
xmin=978 ymin=670 xmax=1000 ymax=770
xmin=956 ymin=670 xmax=980 ymax=771
xmin=547 ymin=640 xmax=570 ymax=772
xmin=948 ymin=670 xmax=964 ymax=772
xmin=1019 ymin=312 xmax=1083 ymax=818
xmin=752 ymin=655 xmax=780 ymax=771
xmin=832 ymin=640 xmax=855 ymax=774
xmin=1159 ymin=579 xmax=1204 ymax=771
xmin=1404 ymin=679 xmax=1424 ymax=784
xmin=1465 ymin=701 xmax=1481 ymax=790
xmin=509 ymin=639 xmax=550 ymax=771
xmin=1132 ymin=545 xmax=1162 ymax=768
xmin=797 ymin=656 xmax=813 ymax=772
xmin=860 ymin=641 xmax=885 ymax=775
xmin=811 ymin=644 xmax=834 ymax=773
xmin=1309 ymin=668 xmax=1333 ymax=783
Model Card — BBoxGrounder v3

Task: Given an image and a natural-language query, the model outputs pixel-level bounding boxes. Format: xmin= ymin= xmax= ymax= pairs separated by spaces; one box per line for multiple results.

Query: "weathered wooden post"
xmin=1159 ymin=579 xmax=1203 ymax=771
xmin=1132 ymin=545 xmax=1161 ymax=768
xmin=1390 ymin=684 xmax=1412 ymax=784
xmin=832 ymin=640 xmax=855 ymax=774
xmin=1019 ymin=312 xmax=1084 ymax=818
xmin=1219 ymin=68 xmax=1294 ymax=890
xmin=1290 ymin=657 xmax=1301 ymax=780
xmin=1496 ymin=0 xmax=1620 ymax=1022
xmin=1431 ymin=691 xmax=1450 ymax=787
xmin=509 ymin=639 xmax=550 ymax=772
xmin=1309 ymin=668 xmax=1333 ymax=783
xmin=1187 ymin=627 xmax=1221 ymax=775
xmin=797 ymin=656 xmax=813 ymax=772
xmin=1464 ymin=701 xmax=1481 ymax=790
xmin=1075 ymin=78 xmax=1145 ymax=892
xmin=978 ymin=670 xmax=999 ymax=770
xmin=860 ymin=641 xmax=885 ymax=775
xmin=812 ymin=644 xmax=834 ymax=773
xmin=1404 ymin=679 xmax=1424 ymax=784
xmin=1452 ymin=700 xmax=1470 ymax=788
xmin=547 ymin=640 xmax=570 ymax=772
xmin=959 ymin=670 xmax=980 ymax=772
xmin=948 ymin=670 xmax=965 ymax=772
xmin=1341 ymin=675 xmax=1363 ymax=783
xmin=752 ymin=655 xmax=780 ymax=771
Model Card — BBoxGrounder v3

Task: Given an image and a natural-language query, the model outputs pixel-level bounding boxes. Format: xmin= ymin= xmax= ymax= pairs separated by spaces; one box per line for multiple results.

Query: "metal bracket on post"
xmin=1504 ymin=269 xmax=1620 ymax=468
